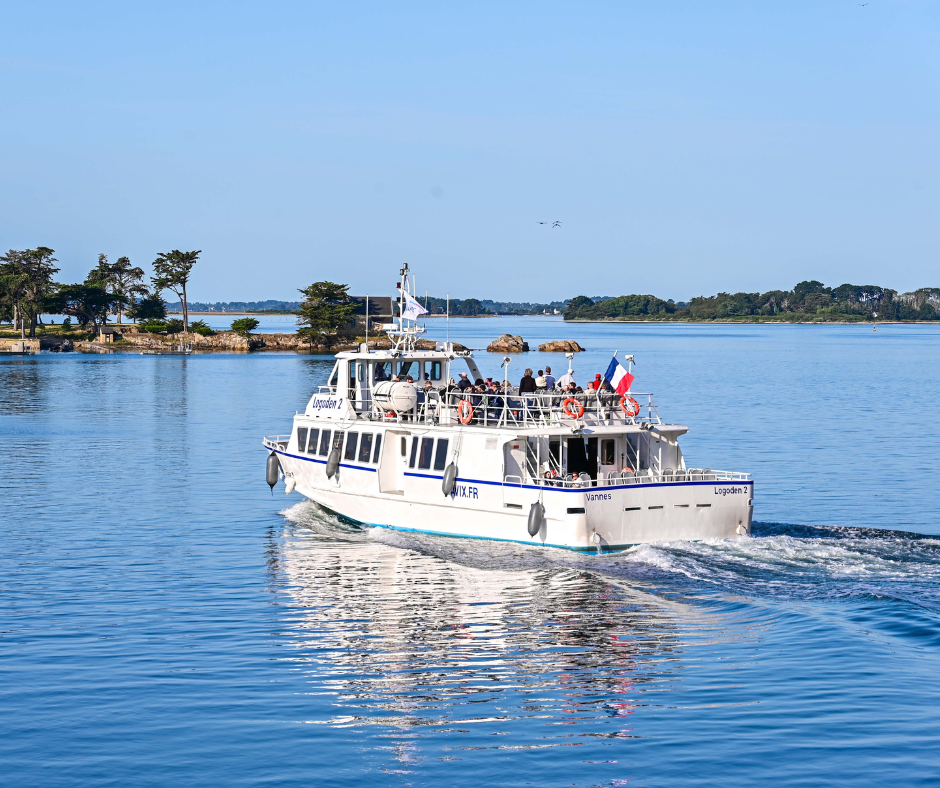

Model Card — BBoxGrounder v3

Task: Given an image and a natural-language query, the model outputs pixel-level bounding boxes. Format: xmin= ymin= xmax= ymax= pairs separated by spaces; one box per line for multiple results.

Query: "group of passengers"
xmin=517 ymin=367 xmax=613 ymax=396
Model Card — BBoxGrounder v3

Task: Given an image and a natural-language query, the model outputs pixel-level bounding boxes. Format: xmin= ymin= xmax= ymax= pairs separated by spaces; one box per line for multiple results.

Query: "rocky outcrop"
xmin=537 ymin=340 xmax=584 ymax=352
xmin=487 ymin=334 xmax=529 ymax=353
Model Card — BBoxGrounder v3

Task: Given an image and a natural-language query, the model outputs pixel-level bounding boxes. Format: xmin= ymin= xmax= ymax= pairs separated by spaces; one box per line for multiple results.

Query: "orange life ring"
xmin=458 ymin=400 xmax=474 ymax=424
xmin=620 ymin=396 xmax=640 ymax=417
xmin=563 ymin=398 xmax=584 ymax=419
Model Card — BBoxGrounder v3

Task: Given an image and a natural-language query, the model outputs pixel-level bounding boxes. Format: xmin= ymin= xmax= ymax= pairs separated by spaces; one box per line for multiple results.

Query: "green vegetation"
xmin=47 ymin=282 xmax=125 ymax=333
xmin=230 ymin=317 xmax=259 ymax=336
xmin=152 ymin=249 xmax=201 ymax=332
xmin=0 ymin=247 xmax=60 ymax=338
xmin=129 ymin=292 xmax=168 ymax=323
xmin=296 ymin=282 xmax=357 ymax=345
xmin=565 ymin=281 xmax=940 ymax=322
xmin=189 ymin=319 xmax=214 ymax=336
xmin=420 ymin=297 xmax=565 ymax=315
xmin=87 ymin=254 xmax=147 ymax=324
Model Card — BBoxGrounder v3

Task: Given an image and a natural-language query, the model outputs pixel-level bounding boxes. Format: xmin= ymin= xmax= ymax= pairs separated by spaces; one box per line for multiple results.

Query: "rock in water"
xmin=537 ymin=340 xmax=585 ymax=352
xmin=487 ymin=334 xmax=529 ymax=353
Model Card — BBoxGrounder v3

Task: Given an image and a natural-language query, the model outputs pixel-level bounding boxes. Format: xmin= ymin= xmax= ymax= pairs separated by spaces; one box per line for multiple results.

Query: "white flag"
xmin=401 ymin=291 xmax=429 ymax=321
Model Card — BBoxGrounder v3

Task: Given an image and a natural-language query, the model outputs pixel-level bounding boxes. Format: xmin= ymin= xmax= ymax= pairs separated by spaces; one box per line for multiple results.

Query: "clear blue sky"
xmin=2 ymin=1 xmax=938 ymax=302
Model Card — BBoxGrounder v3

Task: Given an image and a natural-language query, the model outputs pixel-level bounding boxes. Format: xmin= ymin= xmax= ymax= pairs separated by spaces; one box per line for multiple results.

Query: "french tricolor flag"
xmin=604 ymin=356 xmax=635 ymax=396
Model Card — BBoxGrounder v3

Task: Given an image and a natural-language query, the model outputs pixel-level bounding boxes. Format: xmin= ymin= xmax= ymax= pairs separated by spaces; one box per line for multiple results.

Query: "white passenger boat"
xmin=263 ymin=265 xmax=753 ymax=552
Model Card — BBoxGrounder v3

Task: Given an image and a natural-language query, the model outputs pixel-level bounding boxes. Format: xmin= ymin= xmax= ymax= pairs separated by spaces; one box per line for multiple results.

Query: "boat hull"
xmin=273 ymin=447 xmax=754 ymax=552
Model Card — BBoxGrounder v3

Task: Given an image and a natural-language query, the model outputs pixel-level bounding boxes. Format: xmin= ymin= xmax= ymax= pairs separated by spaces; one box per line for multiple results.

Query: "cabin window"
xmin=357 ymin=362 xmax=365 ymax=382
xmin=409 ymin=437 xmax=419 ymax=468
xmin=549 ymin=439 xmax=560 ymax=466
xmin=307 ymin=429 xmax=319 ymax=454
xmin=601 ymin=439 xmax=615 ymax=465
xmin=318 ymin=430 xmax=332 ymax=456
xmin=331 ymin=431 xmax=344 ymax=451
xmin=418 ymin=437 xmax=434 ymax=470
xmin=433 ymin=439 xmax=449 ymax=471
xmin=372 ymin=434 xmax=382 ymax=463
xmin=400 ymin=436 xmax=407 ymax=457
xmin=430 ymin=360 xmax=442 ymax=381
xmin=344 ymin=432 xmax=359 ymax=461
xmin=374 ymin=362 xmax=390 ymax=382
xmin=358 ymin=433 xmax=373 ymax=463
xmin=296 ymin=427 xmax=308 ymax=453
xmin=327 ymin=365 xmax=338 ymax=390
xmin=398 ymin=361 xmax=414 ymax=380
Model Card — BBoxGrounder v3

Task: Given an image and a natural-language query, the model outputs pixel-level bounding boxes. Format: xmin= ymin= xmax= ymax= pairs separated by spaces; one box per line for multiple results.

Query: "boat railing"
xmin=506 ymin=468 xmax=752 ymax=489
xmin=263 ymin=435 xmax=290 ymax=450
xmin=342 ymin=387 xmax=661 ymax=428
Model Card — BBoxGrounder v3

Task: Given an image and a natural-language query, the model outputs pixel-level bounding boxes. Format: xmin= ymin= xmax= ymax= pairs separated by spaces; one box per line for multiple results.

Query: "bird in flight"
xmin=552 ymin=221 xmax=562 ymax=228
xmin=536 ymin=221 xmax=547 ymax=224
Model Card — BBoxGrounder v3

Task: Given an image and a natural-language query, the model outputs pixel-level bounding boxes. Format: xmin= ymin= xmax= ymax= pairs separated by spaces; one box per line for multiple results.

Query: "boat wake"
xmin=281 ymin=501 xmax=940 ymax=612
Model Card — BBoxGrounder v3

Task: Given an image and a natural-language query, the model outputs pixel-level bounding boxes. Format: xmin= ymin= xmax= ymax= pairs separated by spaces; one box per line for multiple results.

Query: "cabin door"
xmin=379 ymin=430 xmax=406 ymax=494
xmin=502 ymin=440 xmax=526 ymax=507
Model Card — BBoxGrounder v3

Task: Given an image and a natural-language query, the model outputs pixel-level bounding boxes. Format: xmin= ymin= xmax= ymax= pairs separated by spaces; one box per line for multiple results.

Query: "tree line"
xmin=0 ymin=248 xmax=201 ymax=338
xmin=564 ymin=281 xmax=940 ymax=322
xmin=419 ymin=296 xmax=565 ymax=315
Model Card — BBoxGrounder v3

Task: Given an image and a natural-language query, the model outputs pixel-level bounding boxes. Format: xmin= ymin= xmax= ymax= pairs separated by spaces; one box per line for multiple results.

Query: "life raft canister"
xmin=620 ymin=395 xmax=640 ymax=417
xmin=563 ymin=398 xmax=584 ymax=419
xmin=458 ymin=400 xmax=474 ymax=424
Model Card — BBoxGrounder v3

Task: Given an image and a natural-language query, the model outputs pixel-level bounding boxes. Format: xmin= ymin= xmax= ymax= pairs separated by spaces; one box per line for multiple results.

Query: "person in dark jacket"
xmin=519 ymin=368 xmax=537 ymax=394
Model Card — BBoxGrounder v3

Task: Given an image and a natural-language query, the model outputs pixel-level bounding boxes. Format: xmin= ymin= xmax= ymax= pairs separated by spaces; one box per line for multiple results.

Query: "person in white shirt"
xmin=557 ymin=370 xmax=575 ymax=390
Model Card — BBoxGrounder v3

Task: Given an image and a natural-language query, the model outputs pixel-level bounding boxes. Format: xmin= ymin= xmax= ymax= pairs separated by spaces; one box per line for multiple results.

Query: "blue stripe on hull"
xmin=301 ymin=498 xmax=638 ymax=554
xmin=269 ymin=444 xmax=752 ymax=494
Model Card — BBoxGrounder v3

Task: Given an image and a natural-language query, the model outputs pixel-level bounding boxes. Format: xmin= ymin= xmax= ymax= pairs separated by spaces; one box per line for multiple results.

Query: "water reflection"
xmin=0 ymin=360 xmax=45 ymax=414
xmin=273 ymin=503 xmax=751 ymax=767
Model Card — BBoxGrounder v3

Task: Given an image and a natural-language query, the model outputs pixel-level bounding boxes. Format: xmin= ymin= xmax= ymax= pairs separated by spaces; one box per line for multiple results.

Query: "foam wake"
xmin=281 ymin=501 xmax=940 ymax=611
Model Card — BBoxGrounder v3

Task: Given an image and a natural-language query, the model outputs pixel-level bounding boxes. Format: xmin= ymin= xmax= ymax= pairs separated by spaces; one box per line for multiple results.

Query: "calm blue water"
xmin=2 ymin=319 xmax=940 ymax=787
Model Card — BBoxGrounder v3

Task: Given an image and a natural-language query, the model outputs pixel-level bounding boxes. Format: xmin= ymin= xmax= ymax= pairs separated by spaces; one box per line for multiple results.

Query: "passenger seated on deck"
xmin=374 ymin=364 xmax=389 ymax=382
xmin=557 ymin=369 xmax=575 ymax=390
xmin=457 ymin=372 xmax=472 ymax=391
xmin=535 ymin=370 xmax=547 ymax=390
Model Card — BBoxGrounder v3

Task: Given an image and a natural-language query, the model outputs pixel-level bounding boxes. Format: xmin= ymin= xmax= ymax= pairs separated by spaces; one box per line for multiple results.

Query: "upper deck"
xmin=305 ymin=344 xmax=667 ymax=432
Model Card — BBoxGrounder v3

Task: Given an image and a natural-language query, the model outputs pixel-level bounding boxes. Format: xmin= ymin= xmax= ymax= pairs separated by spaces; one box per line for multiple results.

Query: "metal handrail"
xmin=339 ymin=387 xmax=662 ymax=428
xmin=510 ymin=468 xmax=751 ymax=488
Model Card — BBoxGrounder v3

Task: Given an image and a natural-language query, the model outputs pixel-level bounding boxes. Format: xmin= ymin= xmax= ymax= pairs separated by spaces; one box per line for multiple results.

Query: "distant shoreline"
xmin=564 ymin=318 xmax=936 ymax=325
